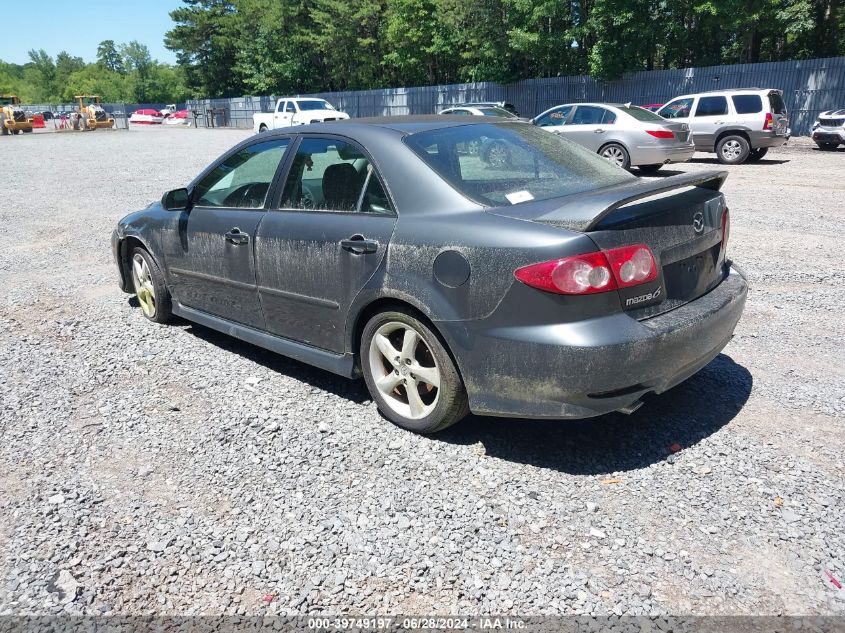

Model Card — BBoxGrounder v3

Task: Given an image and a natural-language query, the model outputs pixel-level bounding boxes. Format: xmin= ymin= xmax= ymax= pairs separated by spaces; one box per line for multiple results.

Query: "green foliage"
xmin=0 ymin=41 xmax=189 ymax=105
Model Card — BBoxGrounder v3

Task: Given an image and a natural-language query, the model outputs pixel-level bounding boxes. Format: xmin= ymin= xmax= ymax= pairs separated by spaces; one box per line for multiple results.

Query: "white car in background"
xmin=129 ymin=109 xmax=164 ymax=125
xmin=811 ymin=109 xmax=845 ymax=150
xmin=253 ymin=98 xmax=349 ymax=133
xmin=439 ymin=105 xmax=520 ymax=119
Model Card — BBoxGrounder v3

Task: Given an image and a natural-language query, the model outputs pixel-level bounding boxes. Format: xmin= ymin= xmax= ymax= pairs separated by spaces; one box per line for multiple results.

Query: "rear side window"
xmin=768 ymin=92 xmax=787 ymax=114
xmin=731 ymin=94 xmax=763 ymax=114
xmin=695 ymin=96 xmax=728 ymax=117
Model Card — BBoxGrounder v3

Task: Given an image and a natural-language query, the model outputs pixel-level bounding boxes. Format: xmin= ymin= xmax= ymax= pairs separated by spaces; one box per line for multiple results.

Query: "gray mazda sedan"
xmin=112 ymin=116 xmax=747 ymax=433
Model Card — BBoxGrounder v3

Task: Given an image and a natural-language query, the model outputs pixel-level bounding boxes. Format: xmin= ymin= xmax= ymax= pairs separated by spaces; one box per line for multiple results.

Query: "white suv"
xmin=657 ymin=89 xmax=790 ymax=164
xmin=811 ymin=110 xmax=845 ymax=150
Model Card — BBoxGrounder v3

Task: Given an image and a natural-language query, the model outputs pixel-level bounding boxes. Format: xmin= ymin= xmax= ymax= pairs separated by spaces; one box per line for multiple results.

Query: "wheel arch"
xmin=117 ymin=235 xmax=157 ymax=292
xmin=715 ymin=128 xmax=750 ymax=146
xmin=348 ymin=295 xmax=467 ymax=383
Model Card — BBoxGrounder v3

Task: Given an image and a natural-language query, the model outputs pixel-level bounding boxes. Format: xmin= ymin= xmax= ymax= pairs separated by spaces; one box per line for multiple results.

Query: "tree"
xmin=121 ymin=41 xmax=153 ymax=101
xmin=96 ymin=40 xmax=124 ymax=73
xmin=165 ymin=0 xmax=242 ymax=97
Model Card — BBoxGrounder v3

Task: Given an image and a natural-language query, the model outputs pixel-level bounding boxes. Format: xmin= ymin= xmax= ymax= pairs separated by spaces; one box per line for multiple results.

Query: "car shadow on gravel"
xmin=435 ymin=353 xmax=752 ymax=475
xmin=181 ymin=322 xmax=372 ymax=404
xmin=689 ymin=157 xmax=789 ymax=166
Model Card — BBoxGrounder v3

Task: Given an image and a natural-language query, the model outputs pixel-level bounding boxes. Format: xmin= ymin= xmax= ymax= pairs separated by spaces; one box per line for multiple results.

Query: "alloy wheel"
xmin=601 ymin=146 xmax=626 ymax=167
xmin=368 ymin=321 xmax=441 ymax=420
xmin=721 ymin=139 xmax=742 ymax=161
xmin=487 ymin=143 xmax=509 ymax=167
xmin=131 ymin=253 xmax=156 ymax=318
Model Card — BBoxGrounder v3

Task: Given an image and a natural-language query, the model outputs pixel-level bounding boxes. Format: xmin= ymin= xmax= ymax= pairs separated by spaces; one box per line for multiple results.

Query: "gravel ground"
xmin=0 ymin=127 xmax=843 ymax=616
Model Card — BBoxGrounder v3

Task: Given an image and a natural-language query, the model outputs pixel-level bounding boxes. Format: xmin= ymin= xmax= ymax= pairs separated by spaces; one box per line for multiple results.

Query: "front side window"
xmin=659 ymin=98 xmax=694 ymax=119
xmin=695 ymin=96 xmax=728 ymax=117
xmin=732 ymin=94 xmax=763 ymax=114
xmin=193 ymin=139 xmax=290 ymax=209
xmin=535 ymin=105 xmax=573 ymax=127
xmin=285 ymin=101 xmax=296 ymax=112
xmin=281 ymin=138 xmax=394 ymax=214
xmin=404 ymin=122 xmax=633 ymax=207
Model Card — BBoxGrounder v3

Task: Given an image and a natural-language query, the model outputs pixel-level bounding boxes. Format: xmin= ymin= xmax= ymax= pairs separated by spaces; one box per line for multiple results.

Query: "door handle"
xmin=594 ymin=129 xmax=605 ymax=133
xmin=224 ymin=228 xmax=250 ymax=245
xmin=340 ymin=235 xmax=378 ymax=254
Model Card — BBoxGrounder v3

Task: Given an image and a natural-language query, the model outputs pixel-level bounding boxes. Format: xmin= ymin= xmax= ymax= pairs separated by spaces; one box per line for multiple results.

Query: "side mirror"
xmin=528 ymin=118 xmax=535 ymax=125
xmin=162 ymin=188 xmax=190 ymax=211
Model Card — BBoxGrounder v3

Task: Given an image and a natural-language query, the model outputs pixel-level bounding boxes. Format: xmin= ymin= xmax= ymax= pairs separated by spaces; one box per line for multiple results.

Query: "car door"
xmin=564 ymin=105 xmax=614 ymax=151
xmin=657 ymin=97 xmax=696 ymax=144
xmin=690 ymin=95 xmax=729 ymax=150
xmin=273 ymin=101 xmax=294 ymax=128
xmin=165 ymin=137 xmax=292 ymax=329
xmin=533 ymin=105 xmax=574 ymax=134
xmin=254 ymin=135 xmax=397 ymax=353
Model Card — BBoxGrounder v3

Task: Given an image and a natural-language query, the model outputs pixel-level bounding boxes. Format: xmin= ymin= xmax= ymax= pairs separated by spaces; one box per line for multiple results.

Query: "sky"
xmin=0 ymin=0 xmax=182 ymax=65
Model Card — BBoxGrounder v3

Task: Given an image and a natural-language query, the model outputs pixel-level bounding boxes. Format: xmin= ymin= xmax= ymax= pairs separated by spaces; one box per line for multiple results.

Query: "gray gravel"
xmin=0 ymin=127 xmax=843 ymax=616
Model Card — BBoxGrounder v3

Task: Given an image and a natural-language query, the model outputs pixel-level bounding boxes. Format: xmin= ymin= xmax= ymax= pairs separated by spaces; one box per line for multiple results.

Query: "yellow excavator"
xmin=0 ymin=95 xmax=33 ymax=135
xmin=72 ymin=95 xmax=114 ymax=130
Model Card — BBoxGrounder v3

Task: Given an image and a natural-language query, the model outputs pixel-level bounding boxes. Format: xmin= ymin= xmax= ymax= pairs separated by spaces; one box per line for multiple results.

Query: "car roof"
xmin=273 ymin=115 xmax=516 ymax=135
xmin=667 ymin=88 xmax=781 ymax=99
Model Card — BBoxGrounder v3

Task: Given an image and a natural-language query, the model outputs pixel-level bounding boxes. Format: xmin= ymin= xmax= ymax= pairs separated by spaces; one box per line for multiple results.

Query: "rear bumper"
xmin=748 ymin=130 xmax=789 ymax=149
xmin=438 ymin=266 xmax=748 ymax=419
xmin=631 ymin=144 xmax=695 ymax=165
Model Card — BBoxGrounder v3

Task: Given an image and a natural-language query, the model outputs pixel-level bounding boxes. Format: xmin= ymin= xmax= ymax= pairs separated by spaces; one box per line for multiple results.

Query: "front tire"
xmin=130 ymin=247 xmax=173 ymax=324
xmin=361 ymin=309 xmax=468 ymax=434
xmin=716 ymin=134 xmax=750 ymax=164
xmin=599 ymin=143 xmax=631 ymax=169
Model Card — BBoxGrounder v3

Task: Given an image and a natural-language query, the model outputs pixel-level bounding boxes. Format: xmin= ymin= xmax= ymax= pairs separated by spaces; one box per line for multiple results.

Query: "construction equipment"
xmin=0 ymin=95 xmax=33 ymax=135
xmin=72 ymin=95 xmax=114 ymax=130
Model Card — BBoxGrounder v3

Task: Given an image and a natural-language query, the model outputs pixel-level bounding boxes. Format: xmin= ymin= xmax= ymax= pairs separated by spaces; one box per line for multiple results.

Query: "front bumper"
xmin=812 ymin=129 xmax=845 ymax=144
xmin=439 ymin=266 xmax=748 ymax=419
xmin=631 ymin=144 xmax=695 ymax=166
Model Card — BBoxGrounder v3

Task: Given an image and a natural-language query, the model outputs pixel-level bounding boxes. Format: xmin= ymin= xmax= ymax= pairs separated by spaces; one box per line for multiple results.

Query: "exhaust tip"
xmin=617 ymin=400 xmax=644 ymax=415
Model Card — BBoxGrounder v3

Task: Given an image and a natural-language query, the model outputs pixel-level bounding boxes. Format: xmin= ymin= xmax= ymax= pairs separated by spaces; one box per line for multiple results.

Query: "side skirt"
xmin=172 ymin=302 xmax=358 ymax=378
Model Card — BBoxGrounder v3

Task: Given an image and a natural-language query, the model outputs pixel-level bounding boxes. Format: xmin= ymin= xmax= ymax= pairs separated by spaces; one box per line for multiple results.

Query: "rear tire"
xmin=716 ymin=134 xmax=750 ymax=164
xmin=361 ymin=309 xmax=469 ymax=434
xmin=599 ymin=143 xmax=631 ymax=169
xmin=129 ymin=246 xmax=173 ymax=324
xmin=817 ymin=142 xmax=839 ymax=151
xmin=637 ymin=164 xmax=663 ymax=174
xmin=747 ymin=147 xmax=769 ymax=161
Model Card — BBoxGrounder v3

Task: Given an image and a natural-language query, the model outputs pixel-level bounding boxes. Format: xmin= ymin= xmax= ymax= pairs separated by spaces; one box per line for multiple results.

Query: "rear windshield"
xmin=768 ymin=92 xmax=787 ymax=114
xmin=732 ymin=94 xmax=763 ymax=114
xmin=403 ymin=122 xmax=634 ymax=207
xmin=618 ymin=106 xmax=666 ymax=122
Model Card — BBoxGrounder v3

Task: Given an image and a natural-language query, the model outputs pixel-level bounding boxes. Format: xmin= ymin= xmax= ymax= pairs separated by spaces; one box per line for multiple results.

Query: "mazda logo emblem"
xmin=693 ymin=211 xmax=705 ymax=234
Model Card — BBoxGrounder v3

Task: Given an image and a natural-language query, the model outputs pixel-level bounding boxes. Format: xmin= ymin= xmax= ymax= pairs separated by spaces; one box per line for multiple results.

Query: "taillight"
xmin=764 ymin=113 xmax=773 ymax=130
xmin=646 ymin=129 xmax=675 ymax=139
xmin=514 ymin=244 xmax=657 ymax=296
xmin=604 ymin=245 xmax=658 ymax=288
xmin=720 ymin=208 xmax=730 ymax=261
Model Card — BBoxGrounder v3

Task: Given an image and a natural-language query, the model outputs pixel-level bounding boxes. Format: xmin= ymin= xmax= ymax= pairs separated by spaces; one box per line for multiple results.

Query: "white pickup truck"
xmin=252 ymin=97 xmax=349 ymax=133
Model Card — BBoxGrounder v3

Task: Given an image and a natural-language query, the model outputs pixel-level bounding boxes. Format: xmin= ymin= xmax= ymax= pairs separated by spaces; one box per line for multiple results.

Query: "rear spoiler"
xmin=526 ymin=170 xmax=728 ymax=232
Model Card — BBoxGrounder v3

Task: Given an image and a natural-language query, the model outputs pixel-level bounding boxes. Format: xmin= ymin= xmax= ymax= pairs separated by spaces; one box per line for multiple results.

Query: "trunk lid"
xmin=656 ymin=120 xmax=691 ymax=143
xmin=488 ymin=171 xmax=729 ymax=318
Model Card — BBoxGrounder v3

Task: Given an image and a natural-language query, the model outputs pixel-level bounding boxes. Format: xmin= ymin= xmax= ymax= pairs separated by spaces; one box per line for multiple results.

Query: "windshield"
xmin=478 ymin=107 xmax=517 ymax=118
xmin=298 ymin=100 xmax=334 ymax=111
xmin=403 ymin=122 xmax=634 ymax=207
xmin=618 ymin=105 xmax=666 ymax=122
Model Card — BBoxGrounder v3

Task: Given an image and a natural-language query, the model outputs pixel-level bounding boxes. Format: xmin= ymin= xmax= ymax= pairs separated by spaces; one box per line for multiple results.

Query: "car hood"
xmin=298 ymin=110 xmax=349 ymax=120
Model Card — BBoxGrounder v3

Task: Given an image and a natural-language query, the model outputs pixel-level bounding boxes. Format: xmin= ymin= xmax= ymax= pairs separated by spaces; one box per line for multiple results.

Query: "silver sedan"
xmin=531 ymin=103 xmax=694 ymax=173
